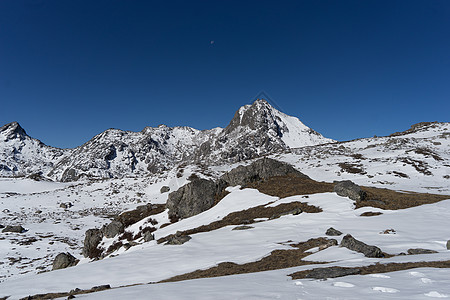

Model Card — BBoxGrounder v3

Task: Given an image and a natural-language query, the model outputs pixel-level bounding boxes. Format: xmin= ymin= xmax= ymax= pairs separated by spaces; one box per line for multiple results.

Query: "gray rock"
xmin=270 ymin=208 xmax=303 ymax=219
xmin=319 ymin=239 xmax=338 ymax=250
xmin=407 ymin=248 xmax=438 ymax=255
xmin=326 ymin=227 xmax=343 ymax=236
xmin=160 ymin=186 xmax=170 ymax=193
xmin=52 ymin=252 xmax=79 ymax=270
xmin=165 ymin=232 xmax=192 ymax=245
xmin=447 ymin=240 xmax=450 ymax=250
xmin=60 ymin=202 xmax=73 ymax=209
xmin=102 ymin=221 xmax=125 ymax=238
xmin=334 ymin=180 xmax=367 ymax=201
xmin=232 ymin=225 xmax=254 ymax=230
xmin=2 ymin=225 xmax=26 ymax=233
xmin=340 ymin=234 xmax=384 ymax=258
xmin=220 ymin=158 xmax=309 ymax=187
xmin=305 ymin=266 xmax=361 ymax=279
xmin=143 ymin=231 xmax=155 ymax=242
xmin=166 ymin=178 xmax=218 ymax=219
xmin=82 ymin=228 xmax=103 ymax=258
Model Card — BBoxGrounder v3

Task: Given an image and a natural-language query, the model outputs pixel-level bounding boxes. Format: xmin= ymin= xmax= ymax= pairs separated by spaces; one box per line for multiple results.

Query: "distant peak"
xmin=0 ymin=121 xmax=26 ymax=135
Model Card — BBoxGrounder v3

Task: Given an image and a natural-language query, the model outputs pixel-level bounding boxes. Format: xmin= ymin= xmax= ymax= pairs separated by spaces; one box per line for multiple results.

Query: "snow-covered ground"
xmin=0 ymin=122 xmax=449 ymax=299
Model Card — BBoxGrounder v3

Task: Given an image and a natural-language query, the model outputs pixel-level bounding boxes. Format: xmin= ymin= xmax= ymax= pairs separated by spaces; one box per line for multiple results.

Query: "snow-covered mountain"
xmin=0 ymin=99 xmax=333 ymax=181
xmin=0 ymin=122 xmax=68 ymax=178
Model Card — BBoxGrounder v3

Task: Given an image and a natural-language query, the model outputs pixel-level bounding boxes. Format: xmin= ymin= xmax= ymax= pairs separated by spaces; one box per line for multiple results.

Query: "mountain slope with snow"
xmin=0 ymin=99 xmax=333 ymax=181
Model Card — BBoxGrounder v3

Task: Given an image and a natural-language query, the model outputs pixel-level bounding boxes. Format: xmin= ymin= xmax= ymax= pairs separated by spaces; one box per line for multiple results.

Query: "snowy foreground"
xmin=1 ymin=172 xmax=450 ymax=299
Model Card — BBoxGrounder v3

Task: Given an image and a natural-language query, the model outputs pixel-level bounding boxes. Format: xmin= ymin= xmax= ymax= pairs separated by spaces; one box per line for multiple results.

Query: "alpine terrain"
xmin=0 ymin=99 xmax=449 ymax=300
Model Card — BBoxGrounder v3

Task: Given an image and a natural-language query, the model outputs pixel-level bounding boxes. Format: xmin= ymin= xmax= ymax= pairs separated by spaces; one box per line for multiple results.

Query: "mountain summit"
xmin=0 ymin=100 xmax=333 ymax=181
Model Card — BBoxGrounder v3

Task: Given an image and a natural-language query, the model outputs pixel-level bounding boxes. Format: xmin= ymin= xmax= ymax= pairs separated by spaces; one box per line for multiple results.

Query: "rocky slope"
xmin=0 ymin=99 xmax=333 ymax=181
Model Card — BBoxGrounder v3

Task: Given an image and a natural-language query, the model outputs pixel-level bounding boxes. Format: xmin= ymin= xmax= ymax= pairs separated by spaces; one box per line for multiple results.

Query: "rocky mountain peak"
xmin=0 ymin=122 xmax=28 ymax=141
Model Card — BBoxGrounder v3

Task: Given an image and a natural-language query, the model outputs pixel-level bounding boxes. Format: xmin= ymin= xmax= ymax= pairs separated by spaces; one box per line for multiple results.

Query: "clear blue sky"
xmin=1 ymin=0 xmax=449 ymax=148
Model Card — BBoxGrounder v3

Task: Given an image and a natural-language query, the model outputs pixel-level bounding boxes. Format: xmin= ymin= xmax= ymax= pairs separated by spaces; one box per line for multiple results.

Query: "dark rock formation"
xmin=340 ymin=234 xmax=384 ymax=258
xmin=52 ymin=252 xmax=79 ymax=270
xmin=2 ymin=225 xmax=26 ymax=233
xmin=166 ymin=178 xmax=218 ymax=219
xmin=143 ymin=231 xmax=155 ymax=242
xmin=326 ymin=227 xmax=343 ymax=236
xmin=220 ymin=158 xmax=309 ymax=187
xmin=82 ymin=229 xmax=103 ymax=258
xmin=447 ymin=240 xmax=450 ymax=250
xmin=304 ymin=266 xmax=361 ymax=279
xmin=334 ymin=180 xmax=367 ymax=201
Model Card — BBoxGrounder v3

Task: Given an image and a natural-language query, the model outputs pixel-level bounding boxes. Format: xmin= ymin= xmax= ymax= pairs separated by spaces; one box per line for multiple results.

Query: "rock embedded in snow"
xmin=165 ymin=232 xmax=192 ymax=245
xmin=340 ymin=234 xmax=384 ymax=258
xmin=333 ymin=180 xmax=367 ymax=201
xmin=447 ymin=240 xmax=450 ymax=250
xmin=232 ymin=225 xmax=254 ymax=231
xmin=2 ymin=225 xmax=26 ymax=233
xmin=160 ymin=186 xmax=170 ymax=193
xmin=52 ymin=252 xmax=79 ymax=270
xmin=304 ymin=266 xmax=361 ymax=279
xmin=326 ymin=227 xmax=343 ymax=236
xmin=407 ymin=248 xmax=439 ymax=255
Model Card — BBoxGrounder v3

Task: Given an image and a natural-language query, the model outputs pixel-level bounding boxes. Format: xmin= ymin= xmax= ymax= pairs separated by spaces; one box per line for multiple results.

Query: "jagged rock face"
xmin=195 ymin=99 xmax=333 ymax=164
xmin=0 ymin=122 xmax=67 ymax=178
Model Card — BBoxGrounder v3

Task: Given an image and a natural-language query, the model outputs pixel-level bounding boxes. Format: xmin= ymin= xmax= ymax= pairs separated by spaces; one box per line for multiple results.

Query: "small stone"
xmin=160 ymin=186 xmax=170 ymax=193
xmin=326 ymin=227 xmax=343 ymax=236
xmin=232 ymin=225 xmax=254 ymax=231
xmin=407 ymin=248 xmax=438 ymax=255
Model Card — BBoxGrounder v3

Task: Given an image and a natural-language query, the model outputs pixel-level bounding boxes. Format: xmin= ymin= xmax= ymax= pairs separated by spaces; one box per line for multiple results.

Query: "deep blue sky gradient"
xmin=1 ymin=0 xmax=449 ymax=148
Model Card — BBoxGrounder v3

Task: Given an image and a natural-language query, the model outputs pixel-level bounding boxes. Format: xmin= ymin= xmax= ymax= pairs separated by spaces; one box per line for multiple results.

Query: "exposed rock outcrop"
xmin=82 ymin=229 xmax=103 ymax=258
xmin=340 ymin=234 xmax=384 ymax=258
xmin=220 ymin=158 xmax=309 ymax=187
xmin=52 ymin=252 xmax=79 ymax=270
xmin=166 ymin=178 xmax=219 ymax=219
xmin=102 ymin=221 xmax=125 ymax=239
xmin=2 ymin=225 xmax=26 ymax=233
xmin=334 ymin=180 xmax=367 ymax=201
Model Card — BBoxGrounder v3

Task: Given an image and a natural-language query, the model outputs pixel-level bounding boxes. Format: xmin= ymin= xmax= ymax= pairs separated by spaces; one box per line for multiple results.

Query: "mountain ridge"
xmin=0 ymin=99 xmax=333 ymax=181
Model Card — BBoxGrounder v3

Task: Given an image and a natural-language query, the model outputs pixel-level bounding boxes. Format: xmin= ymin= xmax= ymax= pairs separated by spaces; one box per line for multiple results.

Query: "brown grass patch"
xmin=160 ymin=238 xmax=333 ymax=283
xmin=289 ymin=260 xmax=450 ymax=280
xmin=157 ymin=201 xmax=321 ymax=244
xmin=357 ymin=187 xmax=449 ymax=210
xmin=338 ymin=163 xmax=366 ymax=175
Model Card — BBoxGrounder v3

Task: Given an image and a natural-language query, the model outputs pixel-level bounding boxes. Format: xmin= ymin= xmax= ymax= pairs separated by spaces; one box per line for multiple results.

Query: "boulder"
xmin=326 ymin=227 xmax=343 ymax=236
xmin=165 ymin=232 xmax=191 ymax=245
xmin=143 ymin=231 xmax=155 ymax=242
xmin=305 ymin=266 xmax=361 ymax=279
xmin=102 ymin=221 xmax=125 ymax=239
xmin=334 ymin=180 xmax=367 ymax=201
xmin=2 ymin=225 xmax=26 ymax=233
xmin=166 ymin=178 xmax=218 ymax=219
xmin=82 ymin=228 xmax=103 ymax=258
xmin=407 ymin=248 xmax=438 ymax=255
xmin=340 ymin=234 xmax=384 ymax=258
xmin=220 ymin=158 xmax=309 ymax=187
xmin=52 ymin=252 xmax=79 ymax=270
xmin=160 ymin=186 xmax=170 ymax=193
